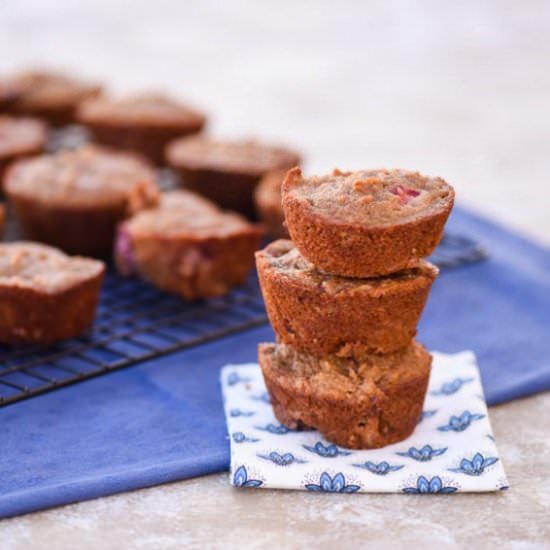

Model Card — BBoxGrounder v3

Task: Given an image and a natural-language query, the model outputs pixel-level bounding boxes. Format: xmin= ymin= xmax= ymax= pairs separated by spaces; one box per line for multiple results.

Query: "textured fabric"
xmin=222 ymin=352 xmax=509 ymax=493
xmin=0 ymin=206 xmax=548 ymax=517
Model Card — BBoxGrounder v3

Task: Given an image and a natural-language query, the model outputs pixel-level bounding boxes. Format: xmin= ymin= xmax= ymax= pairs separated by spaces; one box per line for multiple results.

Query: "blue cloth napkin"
xmin=0 ymin=206 xmax=548 ymax=518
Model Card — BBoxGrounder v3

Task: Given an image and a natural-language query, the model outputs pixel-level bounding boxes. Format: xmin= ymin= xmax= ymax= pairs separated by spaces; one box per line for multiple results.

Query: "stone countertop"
xmin=1 ymin=1 xmax=549 ymax=548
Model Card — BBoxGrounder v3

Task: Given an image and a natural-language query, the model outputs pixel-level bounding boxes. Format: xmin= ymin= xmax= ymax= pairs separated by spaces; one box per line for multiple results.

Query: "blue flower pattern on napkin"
xmin=449 ymin=453 xmax=499 ymax=476
xmin=438 ymin=410 xmax=485 ymax=432
xmin=227 ymin=372 xmax=251 ymax=386
xmin=419 ymin=410 xmax=438 ymax=422
xmin=250 ymin=392 xmax=271 ymax=404
xmin=232 ymin=432 xmax=259 ymax=444
xmin=233 ymin=466 xmax=262 ymax=487
xmin=397 ymin=445 xmax=448 ymax=461
xmin=302 ymin=442 xmax=351 ymax=458
xmin=255 ymin=423 xmax=291 ymax=435
xmin=223 ymin=353 xmax=508 ymax=494
xmin=257 ymin=451 xmax=307 ymax=466
xmin=230 ymin=408 xmax=255 ymax=418
xmin=403 ymin=476 xmax=457 ymax=494
xmin=305 ymin=473 xmax=360 ymax=493
xmin=352 ymin=461 xmax=404 ymax=475
xmin=431 ymin=377 xmax=474 ymax=396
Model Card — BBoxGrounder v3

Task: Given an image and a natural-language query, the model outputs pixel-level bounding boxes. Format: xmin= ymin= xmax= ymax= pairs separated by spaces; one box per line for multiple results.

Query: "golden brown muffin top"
xmin=124 ymin=190 xmax=260 ymax=238
xmin=283 ymin=167 xmax=455 ymax=226
xmin=78 ymin=93 xmax=206 ymax=128
xmin=166 ymin=137 xmax=300 ymax=177
xmin=0 ymin=70 xmax=100 ymax=109
xmin=5 ymin=145 xmax=159 ymax=209
xmin=0 ymin=242 xmax=104 ymax=293
xmin=0 ymin=116 xmax=48 ymax=157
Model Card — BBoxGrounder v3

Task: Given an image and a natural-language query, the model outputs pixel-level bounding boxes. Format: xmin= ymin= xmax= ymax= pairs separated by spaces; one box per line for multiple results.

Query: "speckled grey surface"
xmin=1 ymin=0 xmax=549 ymax=548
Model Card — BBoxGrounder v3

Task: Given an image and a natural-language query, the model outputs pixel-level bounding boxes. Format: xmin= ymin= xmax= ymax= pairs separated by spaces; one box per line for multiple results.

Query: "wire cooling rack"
xmin=0 ymin=271 xmax=268 ymax=406
xmin=0 ymin=232 xmax=487 ymax=407
xmin=0 ymin=127 xmax=488 ymax=406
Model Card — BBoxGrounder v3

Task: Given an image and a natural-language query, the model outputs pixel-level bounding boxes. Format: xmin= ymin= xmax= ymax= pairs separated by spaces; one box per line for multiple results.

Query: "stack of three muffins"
xmin=255 ymin=167 xmax=455 ymax=449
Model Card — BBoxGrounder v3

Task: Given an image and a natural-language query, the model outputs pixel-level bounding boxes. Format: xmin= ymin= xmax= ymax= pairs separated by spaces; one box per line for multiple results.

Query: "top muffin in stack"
xmin=256 ymin=167 xmax=455 ymax=449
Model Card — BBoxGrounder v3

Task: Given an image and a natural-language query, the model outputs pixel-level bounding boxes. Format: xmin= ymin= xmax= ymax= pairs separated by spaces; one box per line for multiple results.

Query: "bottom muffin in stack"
xmin=259 ymin=341 xmax=431 ymax=449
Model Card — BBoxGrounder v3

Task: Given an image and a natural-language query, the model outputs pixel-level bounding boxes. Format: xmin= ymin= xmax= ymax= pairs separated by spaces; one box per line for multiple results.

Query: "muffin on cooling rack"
xmin=0 ymin=116 xmax=48 ymax=187
xmin=166 ymin=136 xmax=300 ymax=218
xmin=259 ymin=340 xmax=432 ymax=449
xmin=4 ymin=145 xmax=160 ymax=257
xmin=0 ymin=242 xmax=105 ymax=343
xmin=115 ymin=190 xmax=263 ymax=300
xmin=77 ymin=93 xmax=206 ymax=164
xmin=256 ymin=239 xmax=438 ymax=357
xmin=282 ymin=167 xmax=455 ymax=278
xmin=254 ymin=169 xmax=289 ymax=239
xmin=0 ymin=203 xmax=5 ymax=239
xmin=0 ymin=70 xmax=101 ymax=127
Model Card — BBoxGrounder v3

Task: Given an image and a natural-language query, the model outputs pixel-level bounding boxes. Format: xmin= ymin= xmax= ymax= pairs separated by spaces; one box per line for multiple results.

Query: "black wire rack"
xmin=0 ymin=271 xmax=268 ymax=406
xmin=430 ymin=232 xmax=488 ymax=269
xmin=0 ymin=231 xmax=487 ymax=407
xmin=0 ymin=127 xmax=489 ymax=406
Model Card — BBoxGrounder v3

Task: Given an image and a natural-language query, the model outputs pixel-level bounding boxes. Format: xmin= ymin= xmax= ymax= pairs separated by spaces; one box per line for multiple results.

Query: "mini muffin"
xmin=259 ymin=341 xmax=431 ymax=449
xmin=0 ymin=70 xmax=101 ymax=127
xmin=0 ymin=242 xmax=104 ymax=343
xmin=166 ymin=137 xmax=300 ymax=218
xmin=115 ymin=190 xmax=263 ymax=300
xmin=0 ymin=203 xmax=5 ymax=239
xmin=282 ymin=168 xmax=455 ymax=277
xmin=0 ymin=78 xmax=22 ymax=112
xmin=77 ymin=93 xmax=206 ymax=164
xmin=256 ymin=240 xmax=438 ymax=356
xmin=0 ymin=116 xmax=48 ymax=187
xmin=4 ymin=146 xmax=159 ymax=257
xmin=254 ymin=169 xmax=289 ymax=238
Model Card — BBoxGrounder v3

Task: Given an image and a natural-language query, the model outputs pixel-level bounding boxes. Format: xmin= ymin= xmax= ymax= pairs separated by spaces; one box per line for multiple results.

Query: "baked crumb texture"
xmin=166 ymin=137 xmax=300 ymax=218
xmin=257 ymin=239 xmax=438 ymax=356
xmin=0 ymin=204 xmax=5 ymax=239
xmin=115 ymin=190 xmax=263 ymax=300
xmin=4 ymin=146 xmax=160 ymax=257
xmin=77 ymin=93 xmax=206 ymax=164
xmin=0 ymin=115 xmax=48 ymax=188
xmin=0 ymin=70 xmax=101 ymax=127
xmin=259 ymin=341 xmax=432 ymax=449
xmin=282 ymin=167 xmax=455 ymax=277
xmin=257 ymin=167 xmax=454 ymax=449
xmin=0 ymin=242 xmax=104 ymax=343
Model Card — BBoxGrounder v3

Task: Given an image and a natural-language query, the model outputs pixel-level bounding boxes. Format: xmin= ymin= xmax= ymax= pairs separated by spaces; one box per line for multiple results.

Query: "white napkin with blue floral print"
xmin=221 ymin=351 xmax=509 ymax=493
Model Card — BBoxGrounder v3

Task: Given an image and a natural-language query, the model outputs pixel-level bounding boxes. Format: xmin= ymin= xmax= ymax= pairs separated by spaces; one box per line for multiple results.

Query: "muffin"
xmin=0 ymin=116 xmax=48 ymax=187
xmin=0 ymin=203 xmax=5 ymax=239
xmin=0 ymin=77 xmax=22 ymax=112
xmin=0 ymin=242 xmax=104 ymax=343
xmin=259 ymin=341 xmax=432 ymax=449
xmin=254 ymin=169 xmax=289 ymax=238
xmin=115 ymin=190 xmax=263 ymax=300
xmin=282 ymin=167 xmax=455 ymax=277
xmin=77 ymin=93 xmax=206 ymax=164
xmin=4 ymin=146 xmax=159 ymax=257
xmin=256 ymin=239 xmax=438 ymax=356
xmin=0 ymin=70 xmax=101 ymax=127
xmin=166 ymin=137 xmax=300 ymax=218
